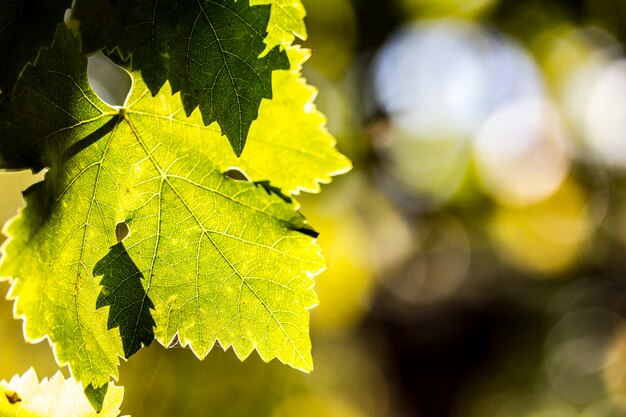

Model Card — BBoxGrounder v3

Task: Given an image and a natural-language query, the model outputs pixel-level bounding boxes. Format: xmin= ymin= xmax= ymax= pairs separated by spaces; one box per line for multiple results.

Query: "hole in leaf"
xmin=115 ymin=221 xmax=130 ymax=243
xmin=223 ymin=167 xmax=251 ymax=182
xmin=88 ymin=53 xmax=131 ymax=107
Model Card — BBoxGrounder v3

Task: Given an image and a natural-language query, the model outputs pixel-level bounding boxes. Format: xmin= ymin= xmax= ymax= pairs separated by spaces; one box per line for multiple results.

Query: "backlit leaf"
xmin=0 ymin=369 xmax=123 ymax=417
xmin=71 ymin=0 xmax=290 ymax=155
xmin=0 ymin=24 xmax=346 ymax=392
xmin=251 ymin=0 xmax=307 ymax=53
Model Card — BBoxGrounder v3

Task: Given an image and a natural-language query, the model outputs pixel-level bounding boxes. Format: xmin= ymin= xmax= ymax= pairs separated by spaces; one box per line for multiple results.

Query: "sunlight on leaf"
xmin=71 ymin=0 xmax=289 ymax=155
xmin=252 ymin=0 xmax=308 ymax=54
xmin=0 ymin=369 xmax=123 ymax=417
xmin=0 ymin=23 xmax=348 ymax=391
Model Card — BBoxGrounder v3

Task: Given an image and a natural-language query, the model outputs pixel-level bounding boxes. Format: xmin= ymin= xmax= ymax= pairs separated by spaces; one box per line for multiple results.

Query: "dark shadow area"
xmin=62 ymin=116 xmax=119 ymax=164
xmin=93 ymin=242 xmax=155 ymax=359
xmin=223 ymin=167 xmax=251 ymax=182
xmin=84 ymin=382 xmax=108 ymax=413
xmin=254 ymin=180 xmax=292 ymax=204
xmin=289 ymin=224 xmax=319 ymax=239
xmin=4 ymin=390 xmax=21 ymax=404
xmin=254 ymin=180 xmax=320 ymax=239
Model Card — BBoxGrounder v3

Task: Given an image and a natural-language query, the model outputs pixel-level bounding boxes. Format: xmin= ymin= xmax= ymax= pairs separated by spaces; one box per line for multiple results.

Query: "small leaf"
xmin=0 ymin=369 xmax=123 ymax=417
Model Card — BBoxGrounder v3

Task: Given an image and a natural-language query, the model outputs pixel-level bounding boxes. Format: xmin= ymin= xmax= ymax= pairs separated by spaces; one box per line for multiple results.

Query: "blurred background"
xmin=4 ymin=0 xmax=626 ymax=415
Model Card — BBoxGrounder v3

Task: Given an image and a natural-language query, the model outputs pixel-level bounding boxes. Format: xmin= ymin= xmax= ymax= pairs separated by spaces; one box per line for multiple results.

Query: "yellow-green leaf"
xmin=175 ymin=46 xmax=352 ymax=194
xmin=0 ymin=23 xmax=347 ymax=391
xmin=251 ymin=0 xmax=307 ymax=54
xmin=0 ymin=369 xmax=123 ymax=417
xmin=70 ymin=0 xmax=290 ymax=155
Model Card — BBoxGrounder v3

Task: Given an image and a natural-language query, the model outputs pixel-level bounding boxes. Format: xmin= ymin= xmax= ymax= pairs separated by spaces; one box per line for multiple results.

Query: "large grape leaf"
xmin=0 ymin=369 xmax=123 ymax=417
xmin=0 ymin=0 xmax=71 ymax=96
xmin=0 ymin=24 xmax=347 ymax=391
xmin=70 ymin=0 xmax=290 ymax=156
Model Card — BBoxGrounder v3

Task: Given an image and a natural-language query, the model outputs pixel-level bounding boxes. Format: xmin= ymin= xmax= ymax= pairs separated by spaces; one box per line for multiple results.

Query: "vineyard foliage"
xmin=0 ymin=0 xmax=349 ymax=411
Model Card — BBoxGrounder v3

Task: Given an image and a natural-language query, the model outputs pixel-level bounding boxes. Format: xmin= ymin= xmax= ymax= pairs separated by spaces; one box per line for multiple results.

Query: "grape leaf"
xmin=0 ymin=20 xmax=115 ymax=170
xmin=195 ymin=46 xmax=352 ymax=194
xmin=0 ymin=0 xmax=71 ymax=96
xmin=0 ymin=369 xmax=123 ymax=417
xmin=0 ymin=24 xmax=345 ymax=391
xmin=70 ymin=0 xmax=290 ymax=156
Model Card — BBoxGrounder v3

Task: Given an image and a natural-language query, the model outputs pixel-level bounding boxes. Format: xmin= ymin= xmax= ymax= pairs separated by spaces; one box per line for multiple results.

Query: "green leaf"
xmin=216 ymin=46 xmax=352 ymax=194
xmin=0 ymin=369 xmax=123 ymax=417
xmin=0 ymin=21 xmax=112 ymax=170
xmin=0 ymin=0 xmax=71 ymax=96
xmin=71 ymin=0 xmax=290 ymax=155
xmin=251 ymin=0 xmax=307 ymax=53
xmin=0 ymin=24 xmax=342 ymax=390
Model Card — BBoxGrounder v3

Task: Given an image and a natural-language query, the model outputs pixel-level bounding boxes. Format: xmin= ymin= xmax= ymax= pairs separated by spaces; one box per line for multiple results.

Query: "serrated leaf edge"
xmin=0 ymin=189 xmax=123 ymax=389
xmin=0 ymin=20 xmax=340 ymax=383
xmin=273 ymin=46 xmax=352 ymax=195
